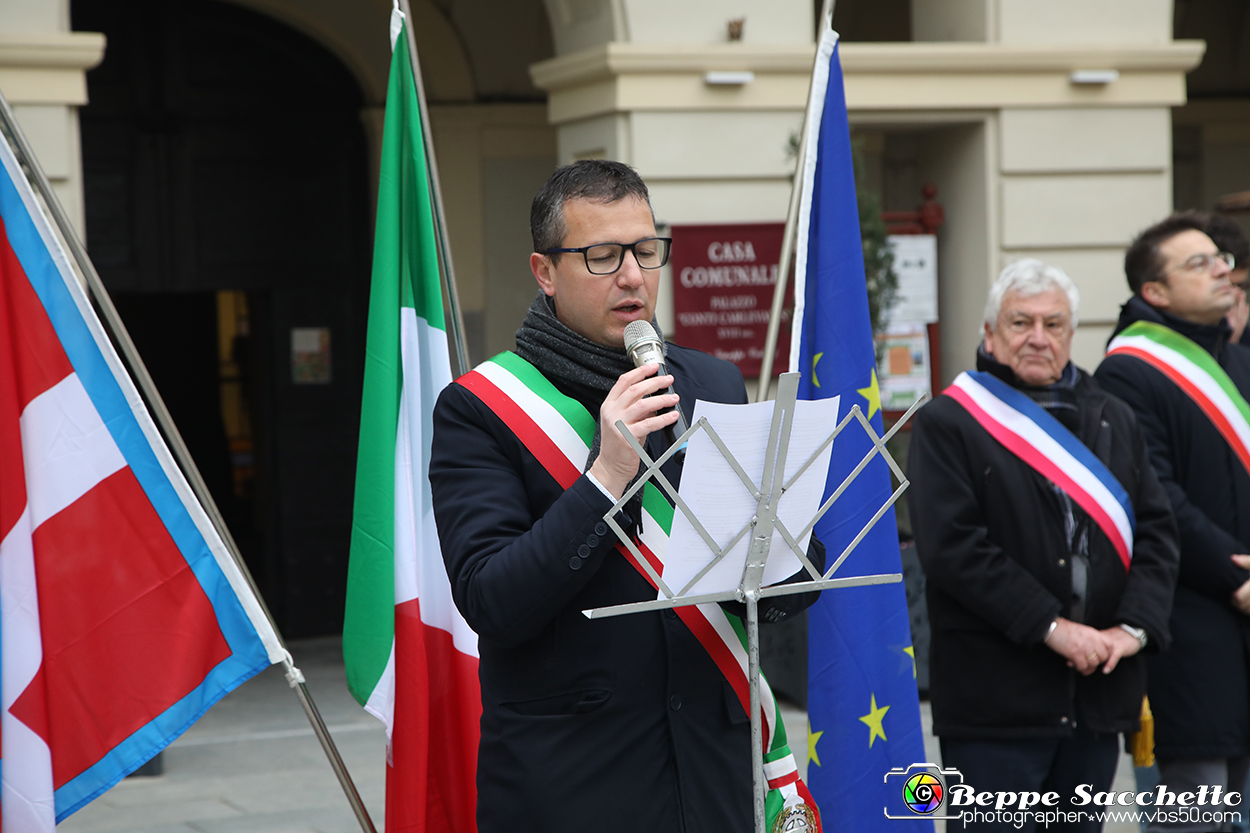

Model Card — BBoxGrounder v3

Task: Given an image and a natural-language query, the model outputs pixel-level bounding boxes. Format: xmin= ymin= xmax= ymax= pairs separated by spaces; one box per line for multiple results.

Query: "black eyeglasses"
xmin=542 ymin=237 xmax=672 ymax=275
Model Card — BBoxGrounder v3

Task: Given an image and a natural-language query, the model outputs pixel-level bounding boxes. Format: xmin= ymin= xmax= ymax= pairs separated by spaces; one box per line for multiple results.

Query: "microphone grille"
xmin=624 ymin=320 xmax=659 ymax=351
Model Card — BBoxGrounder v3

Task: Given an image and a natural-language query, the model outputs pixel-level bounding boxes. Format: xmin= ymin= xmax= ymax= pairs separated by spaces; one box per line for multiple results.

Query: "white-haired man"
xmin=908 ymin=260 xmax=1178 ymax=831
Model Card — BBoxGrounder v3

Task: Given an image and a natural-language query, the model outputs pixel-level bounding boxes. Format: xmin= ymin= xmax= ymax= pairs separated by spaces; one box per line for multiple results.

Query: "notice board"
xmin=670 ymin=223 xmax=792 ymax=378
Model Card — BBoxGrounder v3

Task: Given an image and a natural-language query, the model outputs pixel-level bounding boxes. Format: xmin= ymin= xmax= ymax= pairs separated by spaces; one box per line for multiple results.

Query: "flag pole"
xmin=396 ymin=0 xmax=472 ymax=376
xmin=754 ymin=0 xmax=836 ymax=403
xmin=0 ymin=92 xmax=379 ymax=833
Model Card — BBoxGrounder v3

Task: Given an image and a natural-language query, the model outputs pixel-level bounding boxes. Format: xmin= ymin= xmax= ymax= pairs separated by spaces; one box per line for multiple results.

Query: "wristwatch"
xmin=1119 ymin=623 xmax=1148 ymax=650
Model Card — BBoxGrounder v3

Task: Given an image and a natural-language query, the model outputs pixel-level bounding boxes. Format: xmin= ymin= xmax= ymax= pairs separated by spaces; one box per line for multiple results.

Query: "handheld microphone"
xmin=623 ymin=321 xmax=689 ymax=457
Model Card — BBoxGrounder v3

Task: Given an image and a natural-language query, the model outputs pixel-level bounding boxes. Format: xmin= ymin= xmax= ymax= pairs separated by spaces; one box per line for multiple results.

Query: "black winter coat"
xmin=908 ymin=357 xmax=1178 ymax=739
xmin=1096 ymin=297 xmax=1250 ymax=758
xmin=429 ymin=344 xmax=820 ymax=833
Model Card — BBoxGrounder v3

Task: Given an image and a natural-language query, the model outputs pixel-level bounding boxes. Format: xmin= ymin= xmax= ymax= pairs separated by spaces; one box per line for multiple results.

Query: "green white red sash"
xmin=456 ymin=351 xmax=819 ymax=827
xmin=1107 ymin=321 xmax=1250 ymax=477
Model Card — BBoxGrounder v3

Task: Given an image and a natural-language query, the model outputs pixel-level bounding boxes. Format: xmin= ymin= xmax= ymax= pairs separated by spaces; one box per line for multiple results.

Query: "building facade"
xmin=1 ymin=0 xmax=1242 ymax=634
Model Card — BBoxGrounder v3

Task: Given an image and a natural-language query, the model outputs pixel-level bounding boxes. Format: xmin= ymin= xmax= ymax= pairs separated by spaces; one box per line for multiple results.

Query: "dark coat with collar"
xmin=1095 ymin=296 xmax=1250 ymax=759
xmin=429 ymin=343 xmax=820 ymax=833
xmin=908 ymin=352 xmax=1178 ymax=739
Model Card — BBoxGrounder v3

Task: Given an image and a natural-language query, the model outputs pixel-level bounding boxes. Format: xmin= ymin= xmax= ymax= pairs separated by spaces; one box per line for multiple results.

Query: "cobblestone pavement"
xmin=60 ymin=636 xmax=1137 ymax=833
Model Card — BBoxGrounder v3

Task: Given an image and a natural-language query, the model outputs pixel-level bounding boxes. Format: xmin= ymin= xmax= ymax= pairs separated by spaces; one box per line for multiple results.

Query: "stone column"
xmin=909 ymin=0 xmax=1198 ymax=373
xmin=0 ymin=0 xmax=104 ymax=239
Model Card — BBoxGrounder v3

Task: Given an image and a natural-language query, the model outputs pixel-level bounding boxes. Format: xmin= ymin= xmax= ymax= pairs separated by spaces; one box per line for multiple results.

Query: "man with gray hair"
xmin=908 ymin=259 xmax=1178 ymax=830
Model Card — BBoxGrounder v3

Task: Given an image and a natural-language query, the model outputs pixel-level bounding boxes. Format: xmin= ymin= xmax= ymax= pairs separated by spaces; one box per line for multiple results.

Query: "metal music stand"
xmin=583 ymin=372 xmax=927 ymax=833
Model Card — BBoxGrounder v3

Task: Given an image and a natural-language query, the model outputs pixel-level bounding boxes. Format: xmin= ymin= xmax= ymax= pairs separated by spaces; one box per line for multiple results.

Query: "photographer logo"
xmin=902 ymin=771 xmax=944 ymax=814
xmin=884 ymin=763 xmax=964 ymax=820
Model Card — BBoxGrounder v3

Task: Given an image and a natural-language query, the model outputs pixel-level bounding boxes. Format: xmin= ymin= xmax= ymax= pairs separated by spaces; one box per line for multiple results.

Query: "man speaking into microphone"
xmin=429 ymin=160 xmax=823 ymax=832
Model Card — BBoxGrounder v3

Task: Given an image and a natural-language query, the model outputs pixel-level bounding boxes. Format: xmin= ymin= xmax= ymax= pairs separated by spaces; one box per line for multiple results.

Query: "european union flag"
xmin=791 ymin=29 xmax=932 ymax=831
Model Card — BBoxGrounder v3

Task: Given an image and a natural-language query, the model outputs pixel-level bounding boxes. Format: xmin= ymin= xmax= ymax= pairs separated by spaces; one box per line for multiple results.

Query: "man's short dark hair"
xmin=1206 ymin=214 xmax=1250 ymax=272
xmin=530 ymin=160 xmax=653 ymax=257
xmin=1124 ymin=211 xmax=1211 ymax=296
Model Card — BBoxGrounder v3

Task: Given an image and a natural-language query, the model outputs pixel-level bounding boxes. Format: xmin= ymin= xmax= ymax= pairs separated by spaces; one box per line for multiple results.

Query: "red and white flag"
xmin=0 ymin=109 xmax=284 ymax=830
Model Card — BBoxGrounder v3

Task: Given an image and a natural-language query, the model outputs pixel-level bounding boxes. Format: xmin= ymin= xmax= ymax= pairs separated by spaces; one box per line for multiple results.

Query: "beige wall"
xmin=996 ymin=106 xmax=1173 ymax=371
xmin=883 ymin=0 xmax=1196 ymax=376
xmin=532 ymin=30 xmax=1201 ymax=378
xmin=541 ymin=0 xmax=808 ymax=55
xmin=919 ymin=120 xmax=996 ymax=382
xmin=0 ymin=0 xmax=104 ymax=239
xmin=0 ymin=0 xmax=1209 ymax=380
xmin=431 ymin=104 xmax=557 ymax=362
xmin=912 ymin=0 xmax=1172 ymax=46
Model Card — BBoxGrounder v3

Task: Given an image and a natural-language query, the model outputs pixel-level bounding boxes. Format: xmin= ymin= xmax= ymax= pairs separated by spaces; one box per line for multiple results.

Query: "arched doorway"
xmin=73 ymin=0 xmax=373 ymax=636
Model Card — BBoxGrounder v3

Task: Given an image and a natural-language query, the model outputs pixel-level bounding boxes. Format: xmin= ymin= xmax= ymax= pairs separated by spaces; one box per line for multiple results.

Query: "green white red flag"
xmin=343 ymin=10 xmax=479 ymax=832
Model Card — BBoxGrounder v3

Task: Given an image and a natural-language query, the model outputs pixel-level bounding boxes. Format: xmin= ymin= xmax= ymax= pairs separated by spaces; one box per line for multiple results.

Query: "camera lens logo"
xmin=901 ymin=771 xmax=944 ymax=815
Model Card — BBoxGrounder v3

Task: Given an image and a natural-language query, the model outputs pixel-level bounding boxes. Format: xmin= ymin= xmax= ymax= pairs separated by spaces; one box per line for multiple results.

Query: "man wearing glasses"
xmin=428 ymin=160 xmax=821 ymax=833
xmin=1097 ymin=212 xmax=1250 ymax=832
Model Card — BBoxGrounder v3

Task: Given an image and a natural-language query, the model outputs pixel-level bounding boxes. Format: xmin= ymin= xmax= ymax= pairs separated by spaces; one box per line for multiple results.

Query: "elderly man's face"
xmin=984 ymin=287 xmax=1073 ymax=387
xmin=529 ymin=196 xmax=659 ymax=348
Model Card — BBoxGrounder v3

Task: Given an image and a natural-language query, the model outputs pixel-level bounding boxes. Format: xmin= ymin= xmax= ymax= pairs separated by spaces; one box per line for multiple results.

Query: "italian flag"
xmin=343 ymin=12 xmax=480 ymax=833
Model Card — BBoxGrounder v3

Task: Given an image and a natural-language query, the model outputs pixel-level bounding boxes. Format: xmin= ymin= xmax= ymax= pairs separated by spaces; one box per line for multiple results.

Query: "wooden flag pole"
xmin=0 ymin=91 xmax=379 ymax=833
xmin=396 ymin=0 xmax=473 ymax=376
xmin=755 ymin=0 xmax=836 ymax=402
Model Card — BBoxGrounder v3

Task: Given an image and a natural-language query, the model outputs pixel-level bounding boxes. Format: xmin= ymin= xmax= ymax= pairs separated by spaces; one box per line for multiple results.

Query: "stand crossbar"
xmin=584 ymin=373 xmax=927 ymax=833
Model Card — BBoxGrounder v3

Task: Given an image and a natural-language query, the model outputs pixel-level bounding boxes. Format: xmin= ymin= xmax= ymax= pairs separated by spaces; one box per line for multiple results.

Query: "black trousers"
xmin=940 ymin=724 xmax=1120 ymax=833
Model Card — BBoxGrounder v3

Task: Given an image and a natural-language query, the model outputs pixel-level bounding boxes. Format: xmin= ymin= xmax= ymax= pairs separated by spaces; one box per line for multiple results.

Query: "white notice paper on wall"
xmin=885 ymin=234 xmax=938 ymax=324
xmin=661 ymin=395 xmax=840 ymax=598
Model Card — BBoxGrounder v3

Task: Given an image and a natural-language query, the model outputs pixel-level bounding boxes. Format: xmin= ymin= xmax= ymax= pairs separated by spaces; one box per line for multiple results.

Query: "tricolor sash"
xmin=1107 ymin=320 xmax=1250 ymax=478
xmin=943 ymin=371 xmax=1137 ymax=570
xmin=456 ymin=351 xmax=819 ymax=828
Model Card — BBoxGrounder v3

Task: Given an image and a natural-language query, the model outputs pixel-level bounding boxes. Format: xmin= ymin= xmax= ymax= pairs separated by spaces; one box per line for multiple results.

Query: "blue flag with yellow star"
xmin=791 ymin=28 xmax=932 ymax=831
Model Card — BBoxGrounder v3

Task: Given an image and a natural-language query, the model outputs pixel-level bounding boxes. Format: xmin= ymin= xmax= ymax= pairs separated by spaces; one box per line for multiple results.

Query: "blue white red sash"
xmin=943 ymin=371 xmax=1136 ymax=570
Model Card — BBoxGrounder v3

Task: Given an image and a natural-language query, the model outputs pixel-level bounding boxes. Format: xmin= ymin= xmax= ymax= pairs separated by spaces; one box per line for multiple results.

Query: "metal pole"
xmin=587 ymin=374 xmax=917 ymax=830
xmin=0 ymin=92 xmax=378 ymax=833
xmin=747 ymin=590 xmax=766 ymax=833
xmin=755 ymin=0 xmax=837 ymax=402
xmin=742 ymin=373 xmax=799 ymax=832
xmin=396 ymin=0 xmax=472 ymax=376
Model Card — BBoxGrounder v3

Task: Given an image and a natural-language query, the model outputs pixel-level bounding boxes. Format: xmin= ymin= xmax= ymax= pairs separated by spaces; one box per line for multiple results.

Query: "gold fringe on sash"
xmin=1129 ymin=696 xmax=1155 ymax=768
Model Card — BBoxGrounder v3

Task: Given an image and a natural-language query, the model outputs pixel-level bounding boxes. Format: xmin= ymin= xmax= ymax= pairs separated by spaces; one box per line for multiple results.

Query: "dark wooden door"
xmin=75 ymin=0 xmax=372 ymax=636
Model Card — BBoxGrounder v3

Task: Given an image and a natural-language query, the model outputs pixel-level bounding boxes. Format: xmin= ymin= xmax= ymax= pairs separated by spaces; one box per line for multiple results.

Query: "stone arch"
xmin=220 ymin=0 xmax=476 ymax=104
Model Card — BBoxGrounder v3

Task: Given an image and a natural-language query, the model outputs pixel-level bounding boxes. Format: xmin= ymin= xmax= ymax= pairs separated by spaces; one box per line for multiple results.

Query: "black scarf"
xmin=976 ymin=344 xmax=1081 ymax=432
xmin=514 ymin=293 xmax=666 ymax=414
xmin=514 ymin=293 xmax=665 ymax=489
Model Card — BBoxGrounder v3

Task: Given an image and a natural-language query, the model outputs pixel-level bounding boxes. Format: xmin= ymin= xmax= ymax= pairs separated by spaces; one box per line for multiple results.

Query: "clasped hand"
xmin=1230 ymin=554 xmax=1250 ymax=615
xmin=588 ymin=363 xmax=680 ymax=500
xmin=1044 ymin=617 xmax=1142 ymax=676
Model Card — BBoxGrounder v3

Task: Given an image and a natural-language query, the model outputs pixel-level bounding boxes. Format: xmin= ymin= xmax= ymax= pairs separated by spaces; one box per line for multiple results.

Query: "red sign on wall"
xmin=670 ymin=223 xmax=792 ymax=378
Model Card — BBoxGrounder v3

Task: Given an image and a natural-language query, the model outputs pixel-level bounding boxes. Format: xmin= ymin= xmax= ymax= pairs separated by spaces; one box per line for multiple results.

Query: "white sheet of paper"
xmin=885 ymin=234 xmax=938 ymax=324
xmin=660 ymin=395 xmax=840 ymax=598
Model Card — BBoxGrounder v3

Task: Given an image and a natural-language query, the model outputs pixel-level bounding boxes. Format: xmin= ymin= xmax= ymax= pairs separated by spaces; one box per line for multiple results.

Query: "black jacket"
xmin=908 ymin=354 xmax=1178 ymax=739
xmin=430 ymin=343 xmax=820 ymax=833
xmin=1096 ymin=297 xmax=1250 ymax=758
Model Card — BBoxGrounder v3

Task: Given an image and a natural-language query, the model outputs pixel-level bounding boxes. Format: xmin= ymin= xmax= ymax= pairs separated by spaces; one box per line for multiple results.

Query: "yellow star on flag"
xmin=812 ymin=352 xmax=824 ymax=389
xmin=807 ymin=720 xmax=824 ymax=768
xmin=904 ymin=646 xmax=916 ymax=678
xmin=857 ymin=368 xmax=881 ymax=420
xmin=859 ymin=693 xmax=890 ymax=748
